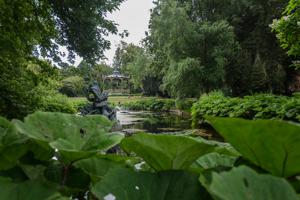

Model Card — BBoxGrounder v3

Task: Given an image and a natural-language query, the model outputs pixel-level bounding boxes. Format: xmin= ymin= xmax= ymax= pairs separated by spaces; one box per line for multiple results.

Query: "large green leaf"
xmin=14 ymin=112 xmax=124 ymax=163
xmin=0 ymin=177 xmax=68 ymax=200
xmin=190 ymin=153 xmax=238 ymax=173
xmin=92 ymin=167 xmax=212 ymax=200
xmin=0 ymin=117 xmax=28 ymax=170
xmin=121 ymin=133 xmax=216 ymax=171
xmin=207 ymin=117 xmax=300 ymax=177
xmin=200 ymin=166 xmax=299 ymax=200
xmin=74 ymin=155 xmax=129 ymax=183
xmin=193 ymin=137 xmax=240 ymax=157
xmin=44 ymin=161 xmax=90 ymax=191
xmin=0 ymin=116 xmax=10 ymax=137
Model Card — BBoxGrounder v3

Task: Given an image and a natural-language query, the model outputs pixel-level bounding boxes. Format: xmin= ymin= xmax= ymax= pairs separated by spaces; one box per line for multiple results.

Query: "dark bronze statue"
xmin=80 ymin=81 xmax=116 ymax=120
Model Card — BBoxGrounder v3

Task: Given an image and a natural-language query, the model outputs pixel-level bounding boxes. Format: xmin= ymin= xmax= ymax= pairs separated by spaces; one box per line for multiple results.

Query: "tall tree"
xmin=272 ymin=0 xmax=300 ymax=69
xmin=0 ymin=0 xmax=124 ymax=118
xmin=148 ymin=0 xmax=238 ymax=97
xmin=147 ymin=0 xmax=290 ymax=96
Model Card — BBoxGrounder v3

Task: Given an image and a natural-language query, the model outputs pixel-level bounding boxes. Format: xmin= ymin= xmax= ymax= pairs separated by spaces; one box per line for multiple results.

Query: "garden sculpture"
xmin=80 ymin=81 xmax=116 ymax=120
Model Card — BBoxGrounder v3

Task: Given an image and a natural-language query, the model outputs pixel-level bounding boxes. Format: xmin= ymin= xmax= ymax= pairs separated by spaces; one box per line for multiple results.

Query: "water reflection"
xmin=117 ymin=110 xmax=192 ymax=134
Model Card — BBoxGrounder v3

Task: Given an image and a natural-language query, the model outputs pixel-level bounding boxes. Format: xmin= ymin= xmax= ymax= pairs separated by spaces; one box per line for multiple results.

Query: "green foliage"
xmin=92 ymin=168 xmax=211 ymax=200
xmin=162 ymin=58 xmax=203 ymax=98
xmin=207 ymin=117 xmax=300 ymax=177
xmin=200 ymin=166 xmax=299 ymax=200
xmin=122 ymin=98 xmax=175 ymax=112
xmin=121 ymin=133 xmax=216 ymax=171
xmin=0 ymin=116 xmax=27 ymax=170
xmin=13 ymin=112 xmax=123 ymax=164
xmin=60 ymin=76 xmax=85 ymax=97
xmin=126 ymin=47 xmax=153 ymax=91
xmin=191 ymin=153 xmax=238 ymax=173
xmin=248 ymin=54 xmax=268 ymax=92
xmin=191 ymin=92 xmax=300 ymax=124
xmin=111 ymin=41 xmax=159 ymax=94
xmin=0 ymin=60 xmax=61 ymax=119
xmin=74 ymin=61 xmax=113 ymax=86
xmin=148 ymin=1 xmax=238 ymax=98
xmin=271 ymin=0 xmax=300 ymax=58
xmin=175 ymin=98 xmax=197 ymax=112
xmin=74 ymin=155 xmax=130 ymax=184
xmin=39 ymin=93 xmax=77 ymax=114
xmin=0 ymin=112 xmax=300 ymax=199
xmin=0 ymin=177 xmax=68 ymax=200
xmin=0 ymin=0 xmax=122 ymax=119
xmin=147 ymin=0 xmax=289 ymax=97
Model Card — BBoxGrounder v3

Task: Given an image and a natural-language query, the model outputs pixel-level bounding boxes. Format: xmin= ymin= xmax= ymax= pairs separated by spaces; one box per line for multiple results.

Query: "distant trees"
xmin=60 ymin=76 xmax=85 ymax=97
xmin=145 ymin=0 xmax=290 ymax=97
xmin=59 ymin=61 xmax=113 ymax=97
xmin=111 ymin=41 xmax=162 ymax=95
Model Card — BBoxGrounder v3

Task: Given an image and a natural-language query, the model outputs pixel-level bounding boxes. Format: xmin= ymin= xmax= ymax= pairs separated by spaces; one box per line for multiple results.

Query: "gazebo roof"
xmin=105 ymin=70 xmax=129 ymax=79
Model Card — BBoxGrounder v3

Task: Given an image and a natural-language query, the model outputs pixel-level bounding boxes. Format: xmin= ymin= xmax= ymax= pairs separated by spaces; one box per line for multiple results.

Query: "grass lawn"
xmin=109 ymin=95 xmax=158 ymax=105
xmin=68 ymin=95 xmax=164 ymax=106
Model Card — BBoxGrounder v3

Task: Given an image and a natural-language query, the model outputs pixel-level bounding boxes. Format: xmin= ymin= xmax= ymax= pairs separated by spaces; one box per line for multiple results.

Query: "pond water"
xmin=117 ymin=110 xmax=192 ymax=134
xmin=116 ymin=109 xmax=221 ymax=140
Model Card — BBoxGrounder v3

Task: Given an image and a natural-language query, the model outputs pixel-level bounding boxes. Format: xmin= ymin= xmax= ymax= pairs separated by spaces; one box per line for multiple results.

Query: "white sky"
xmin=69 ymin=0 xmax=154 ymax=66
xmin=103 ymin=0 xmax=154 ymax=65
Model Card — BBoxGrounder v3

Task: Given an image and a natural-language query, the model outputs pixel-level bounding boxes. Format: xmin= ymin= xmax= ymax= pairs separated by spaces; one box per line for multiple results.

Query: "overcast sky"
xmin=104 ymin=0 xmax=154 ymax=65
xmin=68 ymin=0 xmax=154 ymax=66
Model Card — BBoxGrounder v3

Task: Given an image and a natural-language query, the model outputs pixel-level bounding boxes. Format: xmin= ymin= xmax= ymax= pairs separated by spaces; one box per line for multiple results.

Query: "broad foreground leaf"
xmin=200 ymin=166 xmax=299 ymax=200
xmin=0 ymin=117 xmax=28 ymax=170
xmin=14 ymin=112 xmax=124 ymax=163
xmin=92 ymin=167 xmax=212 ymax=200
xmin=207 ymin=117 xmax=300 ymax=177
xmin=74 ymin=155 xmax=129 ymax=183
xmin=121 ymin=133 xmax=216 ymax=171
xmin=0 ymin=177 xmax=67 ymax=200
xmin=190 ymin=152 xmax=238 ymax=173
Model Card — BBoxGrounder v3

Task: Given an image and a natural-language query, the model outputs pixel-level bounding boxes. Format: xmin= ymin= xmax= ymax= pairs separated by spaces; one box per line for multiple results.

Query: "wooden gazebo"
xmin=104 ymin=70 xmax=130 ymax=93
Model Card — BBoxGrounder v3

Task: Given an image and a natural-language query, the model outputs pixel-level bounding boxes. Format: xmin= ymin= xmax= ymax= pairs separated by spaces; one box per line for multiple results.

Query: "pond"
xmin=116 ymin=109 xmax=220 ymax=140
xmin=117 ymin=110 xmax=191 ymax=134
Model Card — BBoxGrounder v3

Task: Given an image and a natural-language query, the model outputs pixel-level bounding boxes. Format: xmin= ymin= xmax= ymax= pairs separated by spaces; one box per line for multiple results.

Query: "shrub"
xmin=39 ymin=93 xmax=77 ymax=114
xmin=175 ymin=98 xmax=197 ymax=112
xmin=122 ymin=98 xmax=175 ymax=112
xmin=191 ymin=92 xmax=300 ymax=125
xmin=59 ymin=76 xmax=85 ymax=97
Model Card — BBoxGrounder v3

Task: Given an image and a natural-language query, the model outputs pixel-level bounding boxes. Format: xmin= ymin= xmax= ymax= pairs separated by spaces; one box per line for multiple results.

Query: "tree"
xmin=60 ymin=76 xmax=85 ymax=97
xmin=148 ymin=0 xmax=238 ymax=98
xmin=113 ymin=46 xmax=122 ymax=71
xmin=111 ymin=41 xmax=160 ymax=94
xmin=0 ymin=0 xmax=123 ymax=118
xmin=112 ymin=41 xmax=145 ymax=74
xmin=248 ymin=54 xmax=268 ymax=93
xmin=61 ymin=61 xmax=113 ymax=91
xmin=147 ymin=0 xmax=289 ymax=96
xmin=271 ymin=0 xmax=300 ymax=69
xmin=126 ymin=48 xmax=153 ymax=92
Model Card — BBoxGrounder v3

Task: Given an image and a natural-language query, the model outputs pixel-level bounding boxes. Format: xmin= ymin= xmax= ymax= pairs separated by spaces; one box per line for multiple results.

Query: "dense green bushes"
xmin=121 ymin=98 xmax=197 ymax=112
xmin=122 ymin=98 xmax=176 ymax=112
xmin=175 ymin=98 xmax=197 ymax=112
xmin=39 ymin=93 xmax=77 ymax=114
xmin=192 ymin=92 xmax=300 ymax=125
xmin=59 ymin=76 xmax=85 ymax=97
